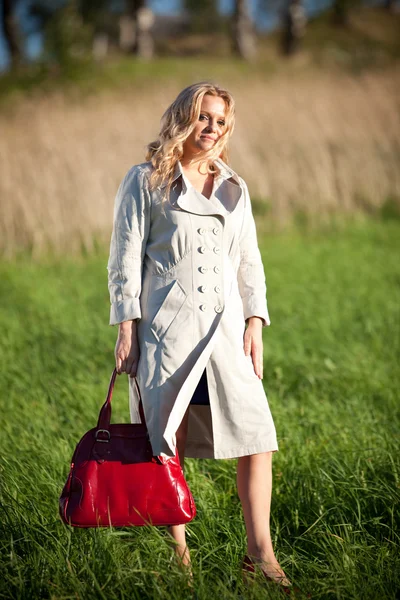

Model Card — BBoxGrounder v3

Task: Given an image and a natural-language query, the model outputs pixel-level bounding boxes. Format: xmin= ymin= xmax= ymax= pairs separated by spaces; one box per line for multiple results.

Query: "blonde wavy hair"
xmin=146 ymin=82 xmax=235 ymax=197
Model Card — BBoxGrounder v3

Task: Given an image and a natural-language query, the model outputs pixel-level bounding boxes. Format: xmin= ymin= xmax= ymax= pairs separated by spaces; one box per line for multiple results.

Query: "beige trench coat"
xmin=107 ymin=158 xmax=278 ymax=459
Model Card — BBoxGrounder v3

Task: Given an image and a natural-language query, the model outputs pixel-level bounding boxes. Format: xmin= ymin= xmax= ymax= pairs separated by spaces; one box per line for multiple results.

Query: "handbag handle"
xmin=96 ymin=369 xmax=146 ymax=432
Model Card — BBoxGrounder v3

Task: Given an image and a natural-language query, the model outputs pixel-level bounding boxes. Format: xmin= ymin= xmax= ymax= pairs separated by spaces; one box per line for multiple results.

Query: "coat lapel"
xmin=173 ymin=159 xmax=243 ymax=217
xmin=213 ymin=177 xmax=242 ymax=214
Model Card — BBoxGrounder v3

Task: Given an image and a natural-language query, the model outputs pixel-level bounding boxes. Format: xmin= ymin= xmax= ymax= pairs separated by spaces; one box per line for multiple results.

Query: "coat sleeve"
xmin=237 ymin=178 xmax=271 ymax=327
xmin=107 ymin=166 xmax=151 ymax=325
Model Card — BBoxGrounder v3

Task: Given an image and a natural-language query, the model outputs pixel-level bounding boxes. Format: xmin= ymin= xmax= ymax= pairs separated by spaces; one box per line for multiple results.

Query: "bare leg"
xmin=167 ymin=406 xmax=191 ymax=569
xmin=236 ymin=451 xmax=291 ymax=586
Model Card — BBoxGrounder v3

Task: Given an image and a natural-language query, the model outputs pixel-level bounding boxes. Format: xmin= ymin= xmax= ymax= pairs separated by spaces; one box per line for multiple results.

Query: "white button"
xmin=214 ymin=285 xmax=221 ymax=293
xmin=213 ymin=227 xmax=220 ymax=235
xmin=214 ymin=266 xmax=220 ymax=274
xmin=199 ymin=266 xmax=207 ymax=274
xmin=198 ymin=228 xmax=206 ymax=235
xmin=199 ymin=246 xmax=206 ymax=254
xmin=213 ymin=247 xmax=220 ymax=254
xmin=214 ymin=305 xmax=223 ymax=313
xmin=200 ymin=304 xmax=207 ymax=312
xmin=199 ymin=285 xmax=207 ymax=293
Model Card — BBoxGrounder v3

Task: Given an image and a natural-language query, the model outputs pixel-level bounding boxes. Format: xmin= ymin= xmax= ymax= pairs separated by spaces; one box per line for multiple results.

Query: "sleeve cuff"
xmin=242 ymin=297 xmax=271 ymax=327
xmin=109 ymin=298 xmax=141 ymax=325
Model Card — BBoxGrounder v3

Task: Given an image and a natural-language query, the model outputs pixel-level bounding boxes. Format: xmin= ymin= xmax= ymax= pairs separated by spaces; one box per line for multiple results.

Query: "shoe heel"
xmin=241 ymin=554 xmax=256 ymax=585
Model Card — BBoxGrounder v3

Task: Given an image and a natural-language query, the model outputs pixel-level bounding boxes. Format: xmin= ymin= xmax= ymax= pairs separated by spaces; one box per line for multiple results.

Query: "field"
xmin=1 ymin=220 xmax=399 ymax=599
xmin=1 ymin=1 xmax=400 ymax=259
xmin=1 ymin=63 xmax=399 ymax=258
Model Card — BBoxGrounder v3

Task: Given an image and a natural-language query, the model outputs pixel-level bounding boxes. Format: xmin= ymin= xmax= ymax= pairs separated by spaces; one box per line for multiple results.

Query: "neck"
xmin=181 ymin=157 xmax=212 ymax=175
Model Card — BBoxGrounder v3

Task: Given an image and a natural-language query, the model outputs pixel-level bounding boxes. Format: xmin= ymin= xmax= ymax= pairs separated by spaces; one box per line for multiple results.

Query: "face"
xmin=182 ymin=94 xmax=227 ymax=159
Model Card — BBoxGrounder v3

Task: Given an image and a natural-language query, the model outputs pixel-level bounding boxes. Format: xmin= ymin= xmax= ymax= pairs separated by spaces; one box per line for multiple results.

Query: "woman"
xmin=107 ymin=82 xmax=291 ymax=591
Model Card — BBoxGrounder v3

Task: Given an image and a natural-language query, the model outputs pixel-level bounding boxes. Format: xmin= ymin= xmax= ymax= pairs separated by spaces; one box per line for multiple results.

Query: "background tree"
xmin=281 ymin=0 xmax=306 ymax=56
xmin=331 ymin=0 xmax=363 ymax=27
xmin=232 ymin=0 xmax=257 ymax=61
xmin=122 ymin=0 xmax=154 ymax=59
xmin=332 ymin=0 xmax=350 ymax=26
xmin=2 ymin=0 xmax=22 ymax=69
xmin=384 ymin=0 xmax=396 ymax=11
xmin=183 ymin=0 xmax=221 ymax=33
xmin=29 ymin=0 xmax=98 ymax=69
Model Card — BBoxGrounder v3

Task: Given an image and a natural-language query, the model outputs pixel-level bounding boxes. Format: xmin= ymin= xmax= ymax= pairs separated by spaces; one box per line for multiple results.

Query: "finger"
xmin=119 ymin=358 xmax=127 ymax=374
xmin=258 ymin=355 xmax=263 ymax=379
xmin=115 ymin=354 xmax=122 ymax=374
xmin=243 ymin=332 xmax=252 ymax=356
xmin=251 ymin=348 xmax=259 ymax=378
xmin=252 ymin=345 xmax=262 ymax=378
xmin=258 ymin=349 xmax=263 ymax=379
xmin=130 ymin=350 xmax=140 ymax=378
xmin=125 ymin=355 xmax=133 ymax=373
xmin=126 ymin=357 xmax=137 ymax=378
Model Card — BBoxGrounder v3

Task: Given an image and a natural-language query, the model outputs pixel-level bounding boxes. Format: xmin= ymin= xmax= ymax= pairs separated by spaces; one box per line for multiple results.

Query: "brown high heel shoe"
xmin=241 ymin=554 xmax=309 ymax=597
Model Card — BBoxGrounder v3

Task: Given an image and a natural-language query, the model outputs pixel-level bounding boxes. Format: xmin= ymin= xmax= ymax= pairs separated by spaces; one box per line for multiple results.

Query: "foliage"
xmin=183 ymin=0 xmax=227 ymax=33
xmin=0 ymin=221 xmax=399 ymax=598
xmin=29 ymin=0 xmax=95 ymax=69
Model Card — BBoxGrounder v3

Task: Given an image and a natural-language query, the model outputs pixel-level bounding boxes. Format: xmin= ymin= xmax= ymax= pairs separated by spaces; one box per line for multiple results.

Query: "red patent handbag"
xmin=59 ymin=369 xmax=196 ymax=527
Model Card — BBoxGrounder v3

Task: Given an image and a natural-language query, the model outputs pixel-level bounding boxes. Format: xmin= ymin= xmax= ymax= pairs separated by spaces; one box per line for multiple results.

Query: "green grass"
xmin=0 ymin=221 xmax=399 ymax=599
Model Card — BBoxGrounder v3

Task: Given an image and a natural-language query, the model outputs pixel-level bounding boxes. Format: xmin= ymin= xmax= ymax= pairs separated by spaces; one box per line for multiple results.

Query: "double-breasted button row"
xmin=196 ymin=222 xmax=223 ymax=314
xmin=198 ymin=265 xmax=220 ymax=274
xmin=198 ymin=227 xmax=220 ymax=235
xmin=199 ymin=304 xmax=224 ymax=313
xmin=198 ymin=246 xmax=220 ymax=254
xmin=198 ymin=285 xmax=221 ymax=293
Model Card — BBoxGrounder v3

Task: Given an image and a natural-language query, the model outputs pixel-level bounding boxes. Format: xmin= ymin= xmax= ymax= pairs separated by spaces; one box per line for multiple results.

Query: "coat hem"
xmin=184 ymin=439 xmax=279 ymax=460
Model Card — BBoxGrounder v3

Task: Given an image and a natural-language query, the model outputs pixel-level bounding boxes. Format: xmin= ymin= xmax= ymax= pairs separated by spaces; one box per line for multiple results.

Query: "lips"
xmin=201 ymin=136 xmax=216 ymax=141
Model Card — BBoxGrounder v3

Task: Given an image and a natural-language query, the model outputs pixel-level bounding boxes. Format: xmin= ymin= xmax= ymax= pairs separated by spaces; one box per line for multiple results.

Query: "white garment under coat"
xmin=107 ymin=158 xmax=278 ymax=459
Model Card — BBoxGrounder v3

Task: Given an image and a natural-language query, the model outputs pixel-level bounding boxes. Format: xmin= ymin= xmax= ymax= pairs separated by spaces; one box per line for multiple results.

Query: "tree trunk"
xmin=1 ymin=0 xmax=22 ymax=69
xmin=281 ymin=0 xmax=306 ymax=56
xmin=332 ymin=0 xmax=350 ymax=27
xmin=384 ymin=0 xmax=395 ymax=12
xmin=124 ymin=0 xmax=154 ymax=59
xmin=232 ymin=0 xmax=257 ymax=61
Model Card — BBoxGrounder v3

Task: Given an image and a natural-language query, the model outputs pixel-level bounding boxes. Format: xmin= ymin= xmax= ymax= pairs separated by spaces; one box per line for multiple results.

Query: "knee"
xmin=238 ymin=452 xmax=273 ymax=473
xmin=238 ymin=451 xmax=273 ymax=466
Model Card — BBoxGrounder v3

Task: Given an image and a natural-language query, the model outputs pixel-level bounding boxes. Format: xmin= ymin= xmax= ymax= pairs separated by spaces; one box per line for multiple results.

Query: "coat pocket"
xmin=150 ymin=280 xmax=188 ymax=342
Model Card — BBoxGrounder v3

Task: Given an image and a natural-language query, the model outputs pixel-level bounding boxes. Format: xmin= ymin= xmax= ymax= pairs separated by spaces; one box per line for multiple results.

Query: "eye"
xmin=199 ymin=114 xmax=208 ymax=121
xmin=218 ymin=120 xmax=226 ymax=127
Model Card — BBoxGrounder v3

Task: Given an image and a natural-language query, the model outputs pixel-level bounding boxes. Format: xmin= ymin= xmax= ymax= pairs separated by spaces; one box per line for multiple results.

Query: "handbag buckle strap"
xmin=95 ymin=429 xmax=111 ymax=442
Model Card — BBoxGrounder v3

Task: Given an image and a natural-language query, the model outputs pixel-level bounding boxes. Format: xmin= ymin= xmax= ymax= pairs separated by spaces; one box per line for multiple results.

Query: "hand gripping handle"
xmin=96 ymin=368 xmax=146 ymax=431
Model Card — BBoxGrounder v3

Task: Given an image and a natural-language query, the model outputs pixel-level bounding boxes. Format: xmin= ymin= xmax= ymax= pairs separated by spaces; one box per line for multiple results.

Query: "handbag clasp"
xmin=95 ymin=429 xmax=111 ymax=442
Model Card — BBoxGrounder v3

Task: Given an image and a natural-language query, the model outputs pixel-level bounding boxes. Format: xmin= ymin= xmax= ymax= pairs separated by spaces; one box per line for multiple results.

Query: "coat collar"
xmin=160 ymin=158 xmax=243 ymax=218
xmin=159 ymin=158 xmax=241 ymax=189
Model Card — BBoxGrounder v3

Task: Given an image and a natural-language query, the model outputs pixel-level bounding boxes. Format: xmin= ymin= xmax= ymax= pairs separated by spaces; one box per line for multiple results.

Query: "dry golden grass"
xmin=1 ymin=66 xmax=399 ymax=256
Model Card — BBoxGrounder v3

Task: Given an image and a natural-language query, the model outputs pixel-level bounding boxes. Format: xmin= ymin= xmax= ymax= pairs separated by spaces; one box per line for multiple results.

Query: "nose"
xmin=205 ymin=118 xmax=217 ymax=132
